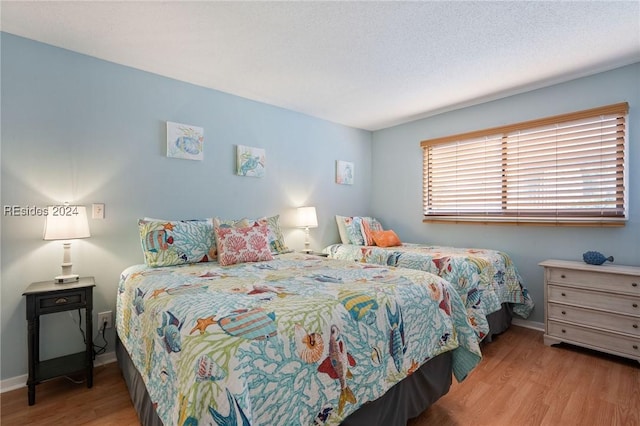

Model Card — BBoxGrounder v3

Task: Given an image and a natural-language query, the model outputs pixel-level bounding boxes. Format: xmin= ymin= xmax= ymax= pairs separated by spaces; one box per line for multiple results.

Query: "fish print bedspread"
xmin=117 ymin=253 xmax=482 ymax=425
xmin=323 ymin=243 xmax=535 ymax=339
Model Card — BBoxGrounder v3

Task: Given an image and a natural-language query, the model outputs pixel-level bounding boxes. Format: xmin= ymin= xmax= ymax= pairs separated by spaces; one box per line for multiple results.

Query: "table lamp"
xmin=297 ymin=206 xmax=318 ymax=253
xmin=43 ymin=205 xmax=91 ymax=283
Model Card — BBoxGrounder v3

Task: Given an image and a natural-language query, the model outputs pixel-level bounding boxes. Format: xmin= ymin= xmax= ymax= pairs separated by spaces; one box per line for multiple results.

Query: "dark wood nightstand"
xmin=22 ymin=277 xmax=96 ymax=405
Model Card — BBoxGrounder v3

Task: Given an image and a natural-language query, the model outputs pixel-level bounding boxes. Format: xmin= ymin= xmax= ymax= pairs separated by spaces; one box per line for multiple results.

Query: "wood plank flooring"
xmin=2 ymin=326 xmax=638 ymax=425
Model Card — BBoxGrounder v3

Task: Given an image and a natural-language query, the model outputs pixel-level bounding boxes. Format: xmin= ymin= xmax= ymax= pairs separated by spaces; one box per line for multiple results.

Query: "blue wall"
xmin=0 ymin=33 xmax=372 ymax=380
xmin=371 ymin=63 xmax=640 ymax=324
xmin=2 ymin=31 xmax=638 ymax=382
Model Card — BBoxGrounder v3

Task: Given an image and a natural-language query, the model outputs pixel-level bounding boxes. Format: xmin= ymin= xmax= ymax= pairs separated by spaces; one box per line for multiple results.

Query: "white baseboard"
xmin=0 ymin=350 xmax=116 ymax=394
xmin=511 ymin=318 xmax=545 ymax=332
xmin=0 ymin=374 xmax=27 ymax=394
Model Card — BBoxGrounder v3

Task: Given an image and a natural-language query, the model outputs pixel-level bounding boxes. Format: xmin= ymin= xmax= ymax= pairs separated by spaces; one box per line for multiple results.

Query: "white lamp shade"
xmin=43 ymin=205 xmax=91 ymax=240
xmin=297 ymin=206 xmax=318 ymax=228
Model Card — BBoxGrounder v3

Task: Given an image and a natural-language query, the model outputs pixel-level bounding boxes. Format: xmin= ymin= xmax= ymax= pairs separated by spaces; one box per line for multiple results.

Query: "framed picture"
xmin=336 ymin=160 xmax=354 ymax=185
xmin=167 ymin=121 xmax=204 ymax=161
xmin=236 ymin=145 xmax=266 ymax=177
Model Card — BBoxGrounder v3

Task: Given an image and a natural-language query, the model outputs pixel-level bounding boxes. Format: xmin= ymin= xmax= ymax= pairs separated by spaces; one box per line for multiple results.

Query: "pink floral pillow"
xmin=215 ymin=223 xmax=274 ymax=266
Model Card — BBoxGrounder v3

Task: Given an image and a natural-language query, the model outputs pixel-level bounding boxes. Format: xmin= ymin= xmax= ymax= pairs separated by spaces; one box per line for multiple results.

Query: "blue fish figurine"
xmin=582 ymin=251 xmax=614 ymax=265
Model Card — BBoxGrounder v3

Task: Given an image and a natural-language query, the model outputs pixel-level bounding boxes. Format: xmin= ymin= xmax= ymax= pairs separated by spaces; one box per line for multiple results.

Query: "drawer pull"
xmin=633 ymin=324 xmax=638 ymax=329
xmin=633 ymin=303 xmax=638 ymax=308
xmin=561 ymin=329 xmax=566 ymax=333
xmin=561 ymin=274 xmax=566 ymax=279
xmin=632 ymin=282 xmax=638 ymax=287
xmin=561 ymin=292 xmax=566 ymax=297
xmin=55 ymin=297 xmax=68 ymax=304
xmin=634 ymin=345 xmax=638 ymax=350
xmin=561 ymin=311 xmax=566 ymax=315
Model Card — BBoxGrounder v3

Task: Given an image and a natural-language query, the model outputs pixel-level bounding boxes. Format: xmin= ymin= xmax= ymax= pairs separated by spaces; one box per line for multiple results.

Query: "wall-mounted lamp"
xmin=297 ymin=206 xmax=318 ymax=253
xmin=43 ymin=205 xmax=91 ymax=283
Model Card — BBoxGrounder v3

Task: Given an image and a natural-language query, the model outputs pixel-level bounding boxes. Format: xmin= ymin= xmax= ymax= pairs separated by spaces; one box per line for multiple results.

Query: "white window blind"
xmin=421 ymin=103 xmax=628 ymax=225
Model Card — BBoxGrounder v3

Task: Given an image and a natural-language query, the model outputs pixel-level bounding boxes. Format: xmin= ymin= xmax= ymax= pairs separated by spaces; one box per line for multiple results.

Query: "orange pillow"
xmin=371 ymin=230 xmax=401 ymax=247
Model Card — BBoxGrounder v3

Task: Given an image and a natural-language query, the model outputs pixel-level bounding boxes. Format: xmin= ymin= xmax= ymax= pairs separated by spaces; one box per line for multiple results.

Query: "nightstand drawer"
xmin=547 ymin=303 xmax=640 ymax=337
xmin=548 ymin=321 xmax=640 ymax=358
xmin=549 ymin=268 xmax=640 ymax=296
xmin=37 ymin=292 xmax=85 ymax=309
xmin=548 ymin=285 xmax=640 ymax=316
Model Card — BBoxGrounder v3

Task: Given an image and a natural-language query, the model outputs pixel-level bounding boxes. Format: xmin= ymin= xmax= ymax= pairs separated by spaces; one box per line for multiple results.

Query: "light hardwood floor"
xmin=2 ymin=326 xmax=639 ymax=425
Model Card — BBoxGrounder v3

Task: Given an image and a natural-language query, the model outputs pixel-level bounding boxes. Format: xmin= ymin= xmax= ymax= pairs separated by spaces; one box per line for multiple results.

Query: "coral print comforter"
xmin=324 ymin=243 xmax=535 ymax=340
xmin=117 ymin=253 xmax=481 ymax=425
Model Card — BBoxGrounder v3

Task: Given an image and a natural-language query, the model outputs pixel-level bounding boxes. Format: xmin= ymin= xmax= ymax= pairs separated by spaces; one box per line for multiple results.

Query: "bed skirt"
xmin=485 ymin=303 xmax=513 ymax=342
xmin=116 ymin=334 xmax=453 ymax=426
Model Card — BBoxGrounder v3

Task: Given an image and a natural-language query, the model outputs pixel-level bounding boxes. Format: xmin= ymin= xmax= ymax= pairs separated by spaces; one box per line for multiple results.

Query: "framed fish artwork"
xmin=336 ymin=160 xmax=354 ymax=185
xmin=236 ymin=145 xmax=266 ymax=177
xmin=167 ymin=121 xmax=204 ymax=161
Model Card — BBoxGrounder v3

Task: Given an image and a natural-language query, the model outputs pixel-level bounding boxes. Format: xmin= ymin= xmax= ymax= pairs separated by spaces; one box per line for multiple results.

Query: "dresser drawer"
xmin=548 ymin=268 xmax=640 ymax=296
xmin=547 ymin=303 xmax=640 ymax=337
xmin=548 ymin=285 xmax=640 ymax=316
xmin=548 ymin=321 xmax=640 ymax=358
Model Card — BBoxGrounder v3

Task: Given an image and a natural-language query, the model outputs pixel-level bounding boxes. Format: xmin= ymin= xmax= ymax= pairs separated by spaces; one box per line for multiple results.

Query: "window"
xmin=421 ymin=103 xmax=628 ymax=226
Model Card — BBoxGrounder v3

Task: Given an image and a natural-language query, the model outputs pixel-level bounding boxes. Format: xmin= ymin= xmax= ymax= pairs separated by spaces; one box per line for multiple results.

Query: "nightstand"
xmin=22 ymin=277 xmax=96 ymax=405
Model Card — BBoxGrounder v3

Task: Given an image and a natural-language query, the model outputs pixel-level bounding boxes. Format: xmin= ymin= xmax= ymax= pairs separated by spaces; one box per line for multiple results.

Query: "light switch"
xmin=92 ymin=203 xmax=105 ymax=219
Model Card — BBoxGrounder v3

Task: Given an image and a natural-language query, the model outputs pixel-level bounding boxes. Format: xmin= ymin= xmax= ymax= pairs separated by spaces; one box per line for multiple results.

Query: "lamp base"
xmin=54 ymin=274 xmax=80 ymax=284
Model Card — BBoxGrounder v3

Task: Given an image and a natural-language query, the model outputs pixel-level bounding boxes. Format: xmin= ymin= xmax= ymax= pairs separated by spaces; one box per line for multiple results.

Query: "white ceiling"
xmin=2 ymin=1 xmax=639 ymax=131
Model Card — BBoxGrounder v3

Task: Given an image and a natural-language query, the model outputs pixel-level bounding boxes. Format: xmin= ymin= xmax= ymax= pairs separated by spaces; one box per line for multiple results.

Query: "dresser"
xmin=540 ymin=260 xmax=639 ymax=362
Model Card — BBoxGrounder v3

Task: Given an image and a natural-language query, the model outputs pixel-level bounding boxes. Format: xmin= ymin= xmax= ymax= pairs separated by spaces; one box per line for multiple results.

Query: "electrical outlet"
xmin=98 ymin=311 xmax=113 ymax=329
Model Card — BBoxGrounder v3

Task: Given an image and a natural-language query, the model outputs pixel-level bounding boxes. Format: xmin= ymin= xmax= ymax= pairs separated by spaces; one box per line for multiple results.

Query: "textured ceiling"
xmin=2 ymin=1 xmax=639 ymax=131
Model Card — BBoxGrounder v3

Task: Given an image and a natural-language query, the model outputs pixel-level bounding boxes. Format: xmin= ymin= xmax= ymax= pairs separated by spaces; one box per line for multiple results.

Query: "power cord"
xmin=63 ymin=309 xmax=108 ymax=384
xmin=72 ymin=309 xmax=109 ymax=359
xmin=93 ymin=319 xmax=108 ymax=359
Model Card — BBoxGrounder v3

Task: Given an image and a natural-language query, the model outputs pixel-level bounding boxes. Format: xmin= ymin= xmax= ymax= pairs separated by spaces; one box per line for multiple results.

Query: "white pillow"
xmin=335 ymin=215 xmax=351 ymax=244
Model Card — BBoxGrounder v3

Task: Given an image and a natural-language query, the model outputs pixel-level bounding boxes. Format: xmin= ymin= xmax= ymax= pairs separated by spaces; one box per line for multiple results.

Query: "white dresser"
xmin=540 ymin=259 xmax=640 ymax=362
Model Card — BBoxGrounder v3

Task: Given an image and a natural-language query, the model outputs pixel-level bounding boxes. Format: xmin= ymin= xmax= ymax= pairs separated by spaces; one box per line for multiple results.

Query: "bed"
xmin=323 ymin=242 xmax=534 ymax=341
xmin=116 ymin=252 xmax=482 ymax=425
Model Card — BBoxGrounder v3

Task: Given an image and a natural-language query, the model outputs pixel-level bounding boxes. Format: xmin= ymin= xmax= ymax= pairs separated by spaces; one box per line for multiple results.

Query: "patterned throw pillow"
xmin=214 ymin=223 xmax=274 ymax=266
xmin=371 ymin=229 xmax=402 ymax=247
xmin=214 ymin=215 xmax=290 ymax=254
xmin=138 ymin=218 xmax=217 ymax=267
xmin=259 ymin=215 xmax=290 ymax=254
xmin=336 ymin=215 xmax=382 ymax=245
xmin=360 ymin=217 xmax=384 ymax=245
xmin=343 ymin=216 xmax=365 ymax=245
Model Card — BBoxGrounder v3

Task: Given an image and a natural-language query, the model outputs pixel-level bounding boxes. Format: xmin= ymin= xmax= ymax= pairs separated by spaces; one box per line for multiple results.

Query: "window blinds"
xmin=421 ymin=102 xmax=628 ymax=225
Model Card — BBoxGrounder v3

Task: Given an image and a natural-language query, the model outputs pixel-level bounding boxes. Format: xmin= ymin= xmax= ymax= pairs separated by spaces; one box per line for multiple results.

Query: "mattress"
xmin=116 ymin=252 xmax=481 ymax=425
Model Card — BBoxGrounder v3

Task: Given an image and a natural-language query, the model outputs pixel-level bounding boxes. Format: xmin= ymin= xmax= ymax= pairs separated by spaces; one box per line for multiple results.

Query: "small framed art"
xmin=236 ymin=145 xmax=266 ymax=177
xmin=336 ymin=160 xmax=354 ymax=185
xmin=167 ymin=121 xmax=204 ymax=161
